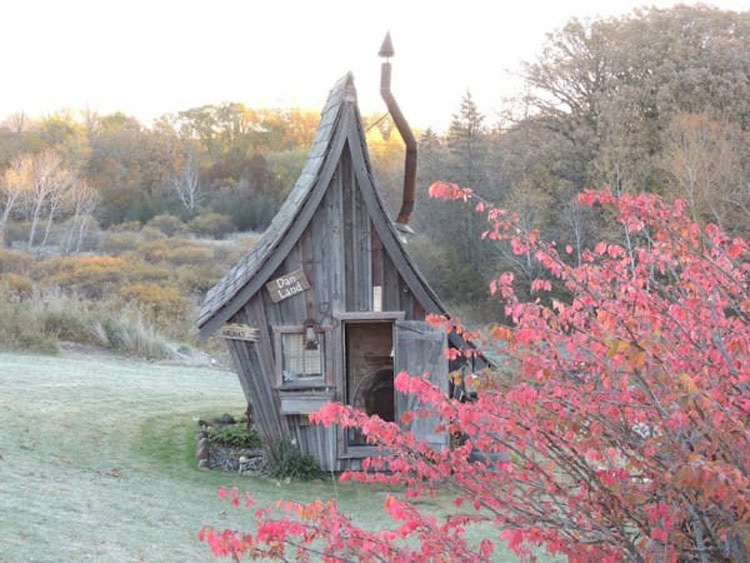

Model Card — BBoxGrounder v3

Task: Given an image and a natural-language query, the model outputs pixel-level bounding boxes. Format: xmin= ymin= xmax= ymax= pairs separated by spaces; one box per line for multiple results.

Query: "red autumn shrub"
xmin=201 ymin=188 xmax=750 ymax=561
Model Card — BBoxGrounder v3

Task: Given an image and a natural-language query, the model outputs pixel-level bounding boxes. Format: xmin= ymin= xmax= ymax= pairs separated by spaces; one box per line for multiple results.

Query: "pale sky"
xmin=2 ymin=0 xmax=749 ymax=132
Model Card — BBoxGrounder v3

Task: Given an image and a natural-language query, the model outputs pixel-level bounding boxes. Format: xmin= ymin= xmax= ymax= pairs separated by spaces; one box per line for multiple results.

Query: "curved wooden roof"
xmin=197 ymin=73 xmax=445 ymax=337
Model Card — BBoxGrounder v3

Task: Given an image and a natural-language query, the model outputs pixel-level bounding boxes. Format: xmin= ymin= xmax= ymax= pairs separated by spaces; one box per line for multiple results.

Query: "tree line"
xmin=3 ymin=5 xmax=750 ymax=323
xmin=408 ymin=4 xmax=750 ymax=321
xmin=0 ymin=105 xmax=325 ymax=247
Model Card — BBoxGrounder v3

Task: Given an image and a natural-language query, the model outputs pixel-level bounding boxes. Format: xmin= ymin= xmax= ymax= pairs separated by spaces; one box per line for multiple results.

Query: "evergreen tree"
xmin=446 ymin=92 xmax=488 ymax=192
xmin=445 ymin=92 xmax=490 ymax=265
xmin=413 ymin=128 xmax=447 ymax=233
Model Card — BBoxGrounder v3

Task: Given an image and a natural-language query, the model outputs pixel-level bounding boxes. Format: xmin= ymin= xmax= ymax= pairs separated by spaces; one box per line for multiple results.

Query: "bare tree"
xmin=661 ymin=113 xmax=744 ymax=231
xmin=26 ymin=151 xmax=69 ymax=251
xmin=7 ymin=112 xmax=26 ymax=136
xmin=494 ymin=175 xmax=553 ymax=287
xmin=558 ymin=182 xmax=592 ymax=267
xmin=40 ymin=161 xmax=78 ymax=250
xmin=82 ymin=108 xmax=100 ymax=147
xmin=64 ymin=179 xmax=98 ymax=254
xmin=170 ymin=149 xmax=201 ymax=212
xmin=0 ymin=157 xmax=32 ymax=247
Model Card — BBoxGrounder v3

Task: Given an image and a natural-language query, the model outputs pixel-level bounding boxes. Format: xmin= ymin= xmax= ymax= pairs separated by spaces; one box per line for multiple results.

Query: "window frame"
xmin=273 ymin=324 xmax=333 ymax=389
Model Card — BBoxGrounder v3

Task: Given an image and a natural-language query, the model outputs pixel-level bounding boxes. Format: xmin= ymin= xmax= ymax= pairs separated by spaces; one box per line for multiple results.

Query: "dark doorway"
xmin=344 ymin=322 xmax=394 ymax=446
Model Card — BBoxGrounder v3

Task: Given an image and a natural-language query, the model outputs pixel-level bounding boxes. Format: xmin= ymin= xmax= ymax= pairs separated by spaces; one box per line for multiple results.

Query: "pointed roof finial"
xmin=378 ymin=31 xmax=394 ymax=59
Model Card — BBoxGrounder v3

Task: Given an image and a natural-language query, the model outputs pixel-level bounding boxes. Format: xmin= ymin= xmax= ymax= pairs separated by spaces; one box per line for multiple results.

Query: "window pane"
xmin=282 ymin=333 xmax=323 ymax=382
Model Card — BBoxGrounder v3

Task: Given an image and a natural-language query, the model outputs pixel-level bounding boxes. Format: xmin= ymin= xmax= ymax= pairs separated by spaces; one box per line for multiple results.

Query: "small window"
xmin=281 ymin=332 xmax=324 ymax=383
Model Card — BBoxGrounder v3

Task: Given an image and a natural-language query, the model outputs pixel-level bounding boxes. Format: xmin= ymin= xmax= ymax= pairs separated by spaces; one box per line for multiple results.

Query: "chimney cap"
xmin=378 ymin=32 xmax=394 ymax=58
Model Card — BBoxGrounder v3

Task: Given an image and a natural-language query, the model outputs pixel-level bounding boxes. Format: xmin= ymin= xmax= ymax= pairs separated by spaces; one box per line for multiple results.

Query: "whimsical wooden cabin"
xmin=197 ymin=71 xmax=477 ymax=471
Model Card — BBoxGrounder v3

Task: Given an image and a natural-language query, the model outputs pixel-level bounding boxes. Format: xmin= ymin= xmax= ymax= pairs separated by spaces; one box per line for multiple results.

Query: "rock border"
xmin=196 ymin=416 xmax=268 ymax=475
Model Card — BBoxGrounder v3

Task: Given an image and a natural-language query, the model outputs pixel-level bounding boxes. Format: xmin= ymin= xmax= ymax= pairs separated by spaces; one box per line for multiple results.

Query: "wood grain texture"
xmin=345 ymin=112 xmax=445 ymax=318
xmin=226 ymin=338 xmax=288 ymax=441
xmin=394 ymin=320 xmax=449 ymax=449
xmin=343 ymin=148 xmax=355 ymax=312
xmin=353 ymin=172 xmax=372 ymax=311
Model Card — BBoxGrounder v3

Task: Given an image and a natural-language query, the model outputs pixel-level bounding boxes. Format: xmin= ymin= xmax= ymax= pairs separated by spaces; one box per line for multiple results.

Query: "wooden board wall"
xmin=394 ymin=321 xmax=450 ymax=450
xmin=227 ymin=146 xmax=428 ymax=471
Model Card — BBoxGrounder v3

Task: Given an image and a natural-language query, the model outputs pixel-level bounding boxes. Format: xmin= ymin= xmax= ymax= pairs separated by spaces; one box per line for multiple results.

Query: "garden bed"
xmin=196 ymin=413 xmax=268 ymax=475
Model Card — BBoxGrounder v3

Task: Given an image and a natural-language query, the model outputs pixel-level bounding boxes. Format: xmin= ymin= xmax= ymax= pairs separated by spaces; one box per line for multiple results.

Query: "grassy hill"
xmin=0 ymin=352 xmax=402 ymax=561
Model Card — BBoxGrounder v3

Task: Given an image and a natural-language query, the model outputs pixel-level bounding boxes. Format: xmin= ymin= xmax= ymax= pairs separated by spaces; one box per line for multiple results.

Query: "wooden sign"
xmin=265 ymin=268 xmax=311 ymax=303
xmin=219 ymin=323 xmax=259 ymax=341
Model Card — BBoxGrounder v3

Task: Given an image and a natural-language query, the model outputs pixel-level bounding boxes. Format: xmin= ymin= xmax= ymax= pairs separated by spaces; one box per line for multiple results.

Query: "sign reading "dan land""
xmin=265 ymin=268 xmax=310 ymax=303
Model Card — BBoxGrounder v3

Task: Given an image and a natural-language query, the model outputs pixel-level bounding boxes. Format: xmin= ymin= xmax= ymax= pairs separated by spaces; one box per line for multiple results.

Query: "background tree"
xmin=25 ymin=151 xmax=70 ymax=250
xmin=0 ymin=156 xmax=31 ymax=246
xmin=64 ymin=179 xmax=98 ymax=254
xmin=170 ymin=147 xmax=201 ymax=213
xmin=445 ymin=92 xmax=489 ymax=260
xmin=522 ymin=5 xmax=750 ymax=193
xmin=39 ymin=165 xmax=71 ymax=249
xmin=660 ymin=113 xmax=747 ymax=232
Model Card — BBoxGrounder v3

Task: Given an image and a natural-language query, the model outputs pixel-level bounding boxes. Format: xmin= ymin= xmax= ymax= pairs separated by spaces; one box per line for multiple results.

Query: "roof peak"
xmin=333 ymin=71 xmax=356 ymax=103
xmin=197 ymin=71 xmax=443 ymax=336
xmin=198 ymin=72 xmax=359 ymax=331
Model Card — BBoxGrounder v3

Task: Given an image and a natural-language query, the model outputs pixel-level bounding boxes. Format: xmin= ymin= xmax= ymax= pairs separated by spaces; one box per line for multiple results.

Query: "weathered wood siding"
xmin=288 ymin=418 xmax=337 ymax=471
xmin=342 ymin=150 xmax=372 ymax=312
xmin=226 ymin=145 xmax=431 ymax=471
xmin=199 ymin=78 xmax=460 ymax=473
xmin=225 ymin=334 xmax=288 ymax=441
xmin=394 ymin=320 xmax=450 ymax=449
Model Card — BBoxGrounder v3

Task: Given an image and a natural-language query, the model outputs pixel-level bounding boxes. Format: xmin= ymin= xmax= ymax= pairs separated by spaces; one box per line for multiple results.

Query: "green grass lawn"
xmin=0 ymin=351 xmax=525 ymax=562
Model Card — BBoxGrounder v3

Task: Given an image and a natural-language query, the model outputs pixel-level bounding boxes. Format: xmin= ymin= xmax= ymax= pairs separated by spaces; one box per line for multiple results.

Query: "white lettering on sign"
xmin=265 ymin=268 xmax=311 ymax=303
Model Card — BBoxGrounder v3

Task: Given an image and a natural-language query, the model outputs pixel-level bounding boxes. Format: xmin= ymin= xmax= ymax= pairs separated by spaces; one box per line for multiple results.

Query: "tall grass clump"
xmin=0 ymin=290 xmax=59 ymax=354
xmin=91 ymin=313 xmax=173 ymax=360
xmin=34 ymin=290 xmax=100 ymax=344
xmin=0 ymin=234 xmax=261 ymax=361
xmin=0 ymin=287 xmax=174 ymax=360
xmin=267 ymin=440 xmax=322 ymax=481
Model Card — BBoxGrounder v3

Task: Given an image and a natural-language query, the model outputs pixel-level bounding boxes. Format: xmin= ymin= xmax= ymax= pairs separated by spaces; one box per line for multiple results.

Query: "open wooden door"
xmin=394 ymin=320 xmax=449 ymax=450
